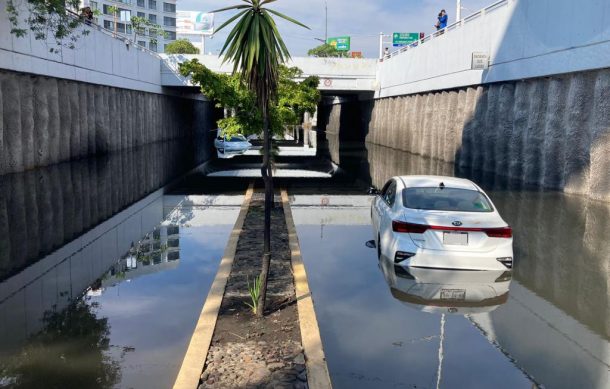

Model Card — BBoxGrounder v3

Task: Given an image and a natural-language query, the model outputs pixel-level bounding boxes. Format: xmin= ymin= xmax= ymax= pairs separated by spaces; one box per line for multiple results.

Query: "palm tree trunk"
xmin=256 ymin=101 xmax=273 ymax=317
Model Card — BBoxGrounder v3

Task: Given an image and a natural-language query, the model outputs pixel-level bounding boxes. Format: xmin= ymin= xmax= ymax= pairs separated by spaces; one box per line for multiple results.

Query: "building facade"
xmin=84 ymin=0 xmax=177 ymax=53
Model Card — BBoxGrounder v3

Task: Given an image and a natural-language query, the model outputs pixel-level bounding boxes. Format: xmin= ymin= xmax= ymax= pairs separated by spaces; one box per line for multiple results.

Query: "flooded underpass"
xmin=285 ymin=142 xmax=610 ymax=389
xmin=1 ymin=137 xmax=609 ymax=388
xmin=0 ymin=144 xmax=244 ymax=388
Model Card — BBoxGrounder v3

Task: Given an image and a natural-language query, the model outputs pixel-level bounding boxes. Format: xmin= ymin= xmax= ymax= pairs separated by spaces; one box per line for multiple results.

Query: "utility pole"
xmin=457 ymin=0 xmax=462 ymax=21
xmin=324 ymin=0 xmax=328 ymax=42
xmin=379 ymin=32 xmax=384 ymax=59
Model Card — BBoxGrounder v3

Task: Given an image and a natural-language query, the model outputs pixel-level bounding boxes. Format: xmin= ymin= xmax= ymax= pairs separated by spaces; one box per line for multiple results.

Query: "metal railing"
xmin=382 ymin=0 xmax=509 ymax=61
xmin=67 ymin=9 xmax=163 ymax=60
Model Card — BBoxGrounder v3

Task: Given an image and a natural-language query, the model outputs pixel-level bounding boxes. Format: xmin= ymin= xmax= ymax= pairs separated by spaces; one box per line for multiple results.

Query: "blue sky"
xmin=177 ymin=0 xmax=494 ymax=57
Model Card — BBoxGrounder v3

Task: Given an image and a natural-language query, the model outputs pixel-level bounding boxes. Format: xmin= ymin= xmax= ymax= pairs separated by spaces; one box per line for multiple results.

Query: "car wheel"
xmin=377 ymin=233 xmax=381 ymax=259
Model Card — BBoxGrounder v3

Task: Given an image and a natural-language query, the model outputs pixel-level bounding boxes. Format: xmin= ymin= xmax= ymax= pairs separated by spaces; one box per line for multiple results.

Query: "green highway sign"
xmin=392 ymin=32 xmax=419 ymax=47
xmin=327 ymin=36 xmax=351 ymax=51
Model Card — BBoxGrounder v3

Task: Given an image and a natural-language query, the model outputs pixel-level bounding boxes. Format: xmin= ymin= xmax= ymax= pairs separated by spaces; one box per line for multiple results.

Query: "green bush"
xmin=165 ymin=39 xmax=200 ymax=54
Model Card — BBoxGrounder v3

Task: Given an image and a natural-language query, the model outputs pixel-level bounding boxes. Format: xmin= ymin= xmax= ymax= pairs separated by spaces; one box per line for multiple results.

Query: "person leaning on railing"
xmin=435 ymin=9 xmax=448 ymax=32
xmin=80 ymin=7 xmax=94 ymax=25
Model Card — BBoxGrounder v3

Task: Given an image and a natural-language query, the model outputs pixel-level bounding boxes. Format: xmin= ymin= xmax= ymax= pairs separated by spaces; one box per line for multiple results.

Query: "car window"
xmin=402 ymin=187 xmax=494 ymax=212
xmin=380 ymin=181 xmax=392 ymax=197
xmin=382 ymin=180 xmax=397 ymax=207
xmin=225 ymin=135 xmax=247 ymax=142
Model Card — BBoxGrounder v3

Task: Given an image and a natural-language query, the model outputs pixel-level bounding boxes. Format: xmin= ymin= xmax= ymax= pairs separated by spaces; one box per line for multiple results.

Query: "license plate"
xmin=440 ymin=289 xmax=466 ymax=301
xmin=443 ymin=231 xmax=468 ymax=245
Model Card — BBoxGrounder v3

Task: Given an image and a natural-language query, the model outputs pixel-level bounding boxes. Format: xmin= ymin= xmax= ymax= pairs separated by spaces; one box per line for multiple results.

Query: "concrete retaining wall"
xmin=325 ymin=68 xmax=610 ymax=203
xmin=0 ymin=69 xmax=215 ymax=175
xmin=379 ymin=0 xmax=610 ymax=98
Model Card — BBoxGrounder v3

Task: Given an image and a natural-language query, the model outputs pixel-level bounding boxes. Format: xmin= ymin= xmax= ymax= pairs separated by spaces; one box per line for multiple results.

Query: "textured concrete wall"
xmin=325 ymin=68 xmax=610 ymax=202
xmin=0 ymin=140 xmax=197 ymax=282
xmin=0 ymin=69 xmax=214 ymax=175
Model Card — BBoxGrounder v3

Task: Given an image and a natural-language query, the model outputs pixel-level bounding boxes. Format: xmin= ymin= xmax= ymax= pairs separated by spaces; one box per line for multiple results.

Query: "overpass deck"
xmin=161 ymin=55 xmax=378 ymax=93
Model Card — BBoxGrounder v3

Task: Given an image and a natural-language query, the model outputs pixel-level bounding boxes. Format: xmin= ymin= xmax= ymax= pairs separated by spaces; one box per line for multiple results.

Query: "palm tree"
xmin=214 ymin=0 xmax=308 ymax=317
xmin=107 ymin=5 xmax=119 ymax=36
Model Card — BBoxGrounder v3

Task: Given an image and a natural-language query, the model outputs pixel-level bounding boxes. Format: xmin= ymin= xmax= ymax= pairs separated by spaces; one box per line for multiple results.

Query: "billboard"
xmin=177 ymin=11 xmax=214 ymax=35
xmin=327 ymin=36 xmax=350 ymax=51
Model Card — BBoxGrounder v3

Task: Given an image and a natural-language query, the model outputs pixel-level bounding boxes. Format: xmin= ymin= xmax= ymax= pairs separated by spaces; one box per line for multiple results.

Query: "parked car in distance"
xmin=214 ymin=129 xmax=252 ymax=159
xmin=370 ymin=176 xmax=513 ymax=271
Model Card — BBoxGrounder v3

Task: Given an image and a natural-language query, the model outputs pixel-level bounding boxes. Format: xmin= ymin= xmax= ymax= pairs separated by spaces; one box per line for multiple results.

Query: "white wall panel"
xmin=379 ymin=0 xmax=610 ymax=98
xmin=0 ymin=0 xmax=164 ymax=94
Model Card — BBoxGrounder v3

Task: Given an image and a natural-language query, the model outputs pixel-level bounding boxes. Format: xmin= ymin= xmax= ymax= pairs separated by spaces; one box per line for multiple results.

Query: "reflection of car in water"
xmin=213 ymin=129 xmax=252 ymax=159
xmin=371 ymin=175 xmax=513 ymax=271
xmin=379 ymin=255 xmax=511 ymax=315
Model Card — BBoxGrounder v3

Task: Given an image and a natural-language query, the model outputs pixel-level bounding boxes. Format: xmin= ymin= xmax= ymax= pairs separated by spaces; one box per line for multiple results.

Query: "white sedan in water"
xmin=371 ymin=176 xmax=513 ymax=271
xmin=214 ymin=129 xmax=252 ymax=159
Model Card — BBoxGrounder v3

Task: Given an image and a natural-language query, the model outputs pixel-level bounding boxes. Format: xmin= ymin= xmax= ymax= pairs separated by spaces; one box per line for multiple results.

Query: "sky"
xmin=176 ymin=0 xmax=494 ymax=58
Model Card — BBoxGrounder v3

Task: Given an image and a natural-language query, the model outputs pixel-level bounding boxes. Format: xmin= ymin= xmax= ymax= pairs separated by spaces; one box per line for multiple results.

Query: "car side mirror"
xmin=368 ymin=187 xmax=380 ymax=196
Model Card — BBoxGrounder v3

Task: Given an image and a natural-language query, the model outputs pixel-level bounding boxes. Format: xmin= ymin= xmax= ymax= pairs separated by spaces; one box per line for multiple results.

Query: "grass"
xmin=245 ymin=275 xmax=263 ymax=315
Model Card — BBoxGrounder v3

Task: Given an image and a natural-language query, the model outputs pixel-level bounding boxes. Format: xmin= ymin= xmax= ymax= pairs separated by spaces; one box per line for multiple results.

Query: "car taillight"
xmin=392 ymin=221 xmax=512 ymax=238
xmin=485 ymin=227 xmax=513 ymax=238
xmin=392 ymin=221 xmax=428 ymax=233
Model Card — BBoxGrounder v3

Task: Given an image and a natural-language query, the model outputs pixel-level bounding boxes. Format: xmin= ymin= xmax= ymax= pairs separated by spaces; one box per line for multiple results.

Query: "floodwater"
xmin=289 ymin=142 xmax=610 ymax=389
xmin=0 ymin=148 xmax=242 ymax=388
xmin=1 ymin=138 xmax=609 ymax=389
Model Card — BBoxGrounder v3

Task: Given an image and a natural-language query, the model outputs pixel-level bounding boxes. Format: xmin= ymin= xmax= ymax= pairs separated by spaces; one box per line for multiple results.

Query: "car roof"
xmin=396 ymin=175 xmax=479 ymax=191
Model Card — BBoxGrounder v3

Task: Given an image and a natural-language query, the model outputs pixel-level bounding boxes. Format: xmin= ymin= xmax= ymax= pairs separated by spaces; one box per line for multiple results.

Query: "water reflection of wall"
xmin=472 ymin=281 xmax=610 ymax=389
xmin=0 ymin=141 xmax=194 ymax=282
xmin=491 ymin=191 xmax=610 ymax=340
xmin=362 ymin=144 xmax=610 ymax=340
xmin=0 ymin=191 xmax=167 ymax=356
xmin=96 ymin=225 xmax=180 ymax=290
xmin=365 ymin=142 xmax=454 ymax=189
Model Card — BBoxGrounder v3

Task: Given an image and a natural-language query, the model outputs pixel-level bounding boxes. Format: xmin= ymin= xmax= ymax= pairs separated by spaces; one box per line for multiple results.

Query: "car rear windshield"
xmin=226 ymin=135 xmax=247 ymax=142
xmin=402 ymin=187 xmax=494 ymax=212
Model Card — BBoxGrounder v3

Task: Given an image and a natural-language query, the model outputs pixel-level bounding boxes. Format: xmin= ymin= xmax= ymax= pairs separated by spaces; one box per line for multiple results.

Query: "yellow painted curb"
xmin=173 ymin=183 xmax=254 ymax=389
xmin=281 ymin=189 xmax=333 ymax=389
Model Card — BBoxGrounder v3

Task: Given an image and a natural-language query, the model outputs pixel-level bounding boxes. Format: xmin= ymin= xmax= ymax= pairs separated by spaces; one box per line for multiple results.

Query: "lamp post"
xmin=378 ymin=32 xmax=390 ymax=60
xmin=324 ymin=0 xmax=328 ymax=41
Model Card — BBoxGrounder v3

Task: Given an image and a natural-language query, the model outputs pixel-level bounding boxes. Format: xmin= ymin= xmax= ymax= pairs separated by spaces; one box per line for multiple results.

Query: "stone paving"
xmin=199 ymin=341 xmax=308 ymax=389
xmin=198 ymin=197 xmax=307 ymax=389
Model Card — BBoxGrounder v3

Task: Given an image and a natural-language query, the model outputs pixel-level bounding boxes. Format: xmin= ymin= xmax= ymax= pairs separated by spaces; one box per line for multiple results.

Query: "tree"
xmin=165 ymin=39 xmax=200 ymax=54
xmin=180 ymin=62 xmax=319 ymax=136
xmin=307 ymin=43 xmax=349 ymax=58
xmin=277 ymin=66 xmax=320 ymax=126
xmin=107 ymin=5 xmax=118 ymax=35
xmin=131 ymin=16 xmax=167 ymax=46
xmin=2 ymin=300 xmax=121 ymax=388
xmin=6 ymin=0 xmax=91 ymax=52
xmin=211 ymin=0 xmax=309 ymax=317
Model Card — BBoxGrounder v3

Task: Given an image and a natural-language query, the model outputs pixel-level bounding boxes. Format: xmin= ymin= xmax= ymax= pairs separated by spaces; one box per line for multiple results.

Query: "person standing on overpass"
xmin=435 ymin=9 xmax=448 ymax=30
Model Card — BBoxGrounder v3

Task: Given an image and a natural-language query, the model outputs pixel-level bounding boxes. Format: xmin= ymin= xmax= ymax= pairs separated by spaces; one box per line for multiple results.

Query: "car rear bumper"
xmin=391 ymin=238 xmax=513 ymax=271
